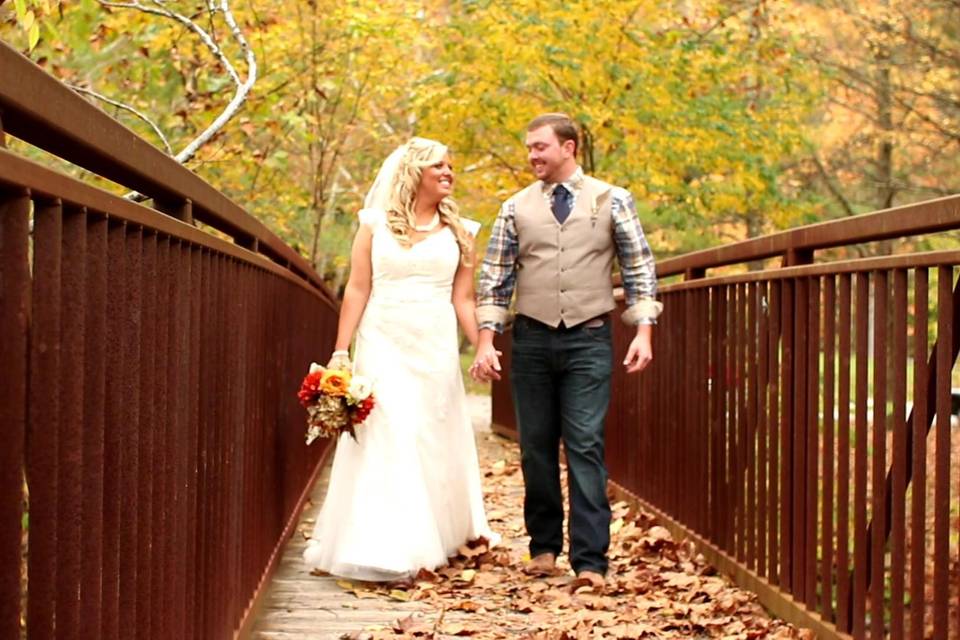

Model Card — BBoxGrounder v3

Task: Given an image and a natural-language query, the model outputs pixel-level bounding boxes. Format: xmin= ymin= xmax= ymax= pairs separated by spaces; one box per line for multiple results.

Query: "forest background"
xmin=2 ymin=0 xmax=959 ymax=293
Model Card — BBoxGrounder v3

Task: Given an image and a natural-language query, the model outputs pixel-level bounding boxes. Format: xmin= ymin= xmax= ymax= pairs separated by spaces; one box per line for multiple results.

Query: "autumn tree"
xmin=794 ymin=0 xmax=960 ymax=221
xmin=413 ymin=0 xmax=821 ymax=255
xmin=231 ymin=1 xmax=427 ymax=287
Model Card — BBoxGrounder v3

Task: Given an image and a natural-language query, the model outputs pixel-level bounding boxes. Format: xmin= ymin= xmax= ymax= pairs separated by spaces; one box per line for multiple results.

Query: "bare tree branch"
xmin=810 ymin=152 xmax=857 ymax=218
xmin=98 ymin=0 xmax=257 ymax=168
xmin=67 ymin=83 xmax=173 ymax=154
xmin=689 ymin=1 xmax=756 ymax=43
xmin=99 ymin=0 xmax=242 ymax=85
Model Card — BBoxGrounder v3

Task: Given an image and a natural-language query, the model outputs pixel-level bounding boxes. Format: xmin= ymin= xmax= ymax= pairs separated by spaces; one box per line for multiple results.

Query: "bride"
xmin=303 ymin=137 xmax=499 ymax=581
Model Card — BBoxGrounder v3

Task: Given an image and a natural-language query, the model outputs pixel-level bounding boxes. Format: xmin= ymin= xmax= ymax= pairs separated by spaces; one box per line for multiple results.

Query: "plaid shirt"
xmin=477 ymin=167 xmax=659 ymax=333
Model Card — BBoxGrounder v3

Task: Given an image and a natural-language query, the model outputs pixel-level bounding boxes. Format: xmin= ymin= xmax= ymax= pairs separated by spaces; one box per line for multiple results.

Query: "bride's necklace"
xmin=413 ymin=213 xmax=440 ymax=232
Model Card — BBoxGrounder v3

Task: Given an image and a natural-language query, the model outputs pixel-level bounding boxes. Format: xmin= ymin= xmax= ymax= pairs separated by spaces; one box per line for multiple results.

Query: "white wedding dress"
xmin=303 ymin=208 xmax=499 ymax=581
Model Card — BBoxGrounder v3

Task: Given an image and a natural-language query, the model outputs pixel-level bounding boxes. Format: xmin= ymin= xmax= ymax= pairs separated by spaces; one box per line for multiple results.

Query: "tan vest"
xmin=513 ymin=175 xmax=617 ymax=328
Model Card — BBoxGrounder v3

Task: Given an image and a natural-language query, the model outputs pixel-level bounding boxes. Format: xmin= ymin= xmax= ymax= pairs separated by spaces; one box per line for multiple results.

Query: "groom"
xmin=471 ymin=113 xmax=661 ymax=590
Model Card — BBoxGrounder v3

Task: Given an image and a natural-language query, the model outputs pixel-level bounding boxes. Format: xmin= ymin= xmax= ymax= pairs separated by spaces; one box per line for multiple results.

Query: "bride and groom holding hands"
xmin=303 ymin=113 xmax=662 ymax=592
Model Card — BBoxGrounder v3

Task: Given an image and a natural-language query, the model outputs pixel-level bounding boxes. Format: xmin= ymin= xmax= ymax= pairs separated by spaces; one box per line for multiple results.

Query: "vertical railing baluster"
xmin=806 ymin=276 xmax=820 ymax=609
xmin=119 ymin=225 xmax=143 ymax=638
xmin=58 ymin=204 xmax=87 ymax=640
xmin=81 ymin=212 xmax=107 ymax=640
xmin=746 ymin=282 xmax=759 ymax=572
xmin=870 ymin=270 xmax=888 ymax=640
xmin=910 ymin=268 xmax=928 ymax=640
xmin=793 ymin=276 xmax=809 ymax=601
xmin=837 ymin=273 xmax=852 ymax=633
xmin=932 ymin=266 xmax=952 ymax=637
xmin=757 ymin=280 xmax=770 ymax=579
xmin=780 ymin=278 xmax=795 ymax=593
xmin=737 ymin=282 xmax=748 ymax=562
xmin=821 ymin=276 xmax=837 ymax=622
xmin=28 ymin=197 xmax=63 ymax=640
xmin=102 ymin=220 xmax=126 ymax=640
xmin=197 ymin=248 xmax=213 ymax=638
xmin=889 ymin=268 xmax=907 ymax=640
xmin=723 ymin=284 xmax=734 ymax=552
xmin=697 ymin=285 xmax=710 ymax=535
xmin=168 ymin=239 xmax=188 ymax=640
xmin=138 ymin=230 xmax=157 ymax=640
xmin=185 ymin=244 xmax=203 ymax=640
xmin=0 ymin=190 xmax=30 ymax=640
xmin=709 ymin=288 xmax=718 ymax=539
xmin=153 ymin=235 xmax=171 ymax=640
xmin=768 ymin=279 xmax=781 ymax=586
xmin=853 ymin=272 xmax=870 ymax=638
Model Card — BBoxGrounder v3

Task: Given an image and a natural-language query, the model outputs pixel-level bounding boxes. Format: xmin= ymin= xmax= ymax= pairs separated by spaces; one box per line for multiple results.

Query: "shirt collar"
xmin=542 ymin=166 xmax=584 ymax=196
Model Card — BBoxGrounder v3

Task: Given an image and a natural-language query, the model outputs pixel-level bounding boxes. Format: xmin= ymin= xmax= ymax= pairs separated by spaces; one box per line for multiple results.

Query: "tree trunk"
xmin=875 ymin=2 xmax=895 ymax=255
xmin=746 ymin=209 xmax=765 ymax=271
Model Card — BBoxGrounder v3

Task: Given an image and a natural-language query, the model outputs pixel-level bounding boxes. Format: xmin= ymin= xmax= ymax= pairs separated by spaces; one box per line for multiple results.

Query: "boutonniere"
xmin=590 ymin=191 xmax=610 ymax=228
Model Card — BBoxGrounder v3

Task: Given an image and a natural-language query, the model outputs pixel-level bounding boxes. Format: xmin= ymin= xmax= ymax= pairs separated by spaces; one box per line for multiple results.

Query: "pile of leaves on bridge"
xmin=334 ymin=436 xmax=813 ymax=640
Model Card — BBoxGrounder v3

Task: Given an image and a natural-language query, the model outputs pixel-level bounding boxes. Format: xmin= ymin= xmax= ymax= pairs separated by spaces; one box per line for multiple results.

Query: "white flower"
xmin=347 ymin=375 xmax=373 ymax=401
xmin=309 ymin=362 xmax=324 ymax=374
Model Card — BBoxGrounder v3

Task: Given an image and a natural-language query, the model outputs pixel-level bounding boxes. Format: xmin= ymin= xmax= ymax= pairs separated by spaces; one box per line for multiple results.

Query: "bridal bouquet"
xmin=297 ymin=362 xmax=376 ymax=444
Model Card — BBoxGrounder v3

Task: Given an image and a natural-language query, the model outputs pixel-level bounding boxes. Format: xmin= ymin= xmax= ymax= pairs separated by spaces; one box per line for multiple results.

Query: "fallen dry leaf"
xmin=323 ymin=432 xmax=809 ymax=640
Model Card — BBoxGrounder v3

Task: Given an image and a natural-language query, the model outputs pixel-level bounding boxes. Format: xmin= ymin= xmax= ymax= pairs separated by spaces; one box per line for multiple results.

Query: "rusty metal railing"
xmin=492 ymin=194 xmax=960 ymax=639
xmin=0 ymin=42 xmax=338 ymax=640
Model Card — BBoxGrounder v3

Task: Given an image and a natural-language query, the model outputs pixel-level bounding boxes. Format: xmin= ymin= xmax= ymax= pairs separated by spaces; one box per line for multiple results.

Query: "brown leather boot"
xmin=569 ymin=570 xmax=605 ymax=594
xmin=523 ymin=552 xmax=557 ymax=577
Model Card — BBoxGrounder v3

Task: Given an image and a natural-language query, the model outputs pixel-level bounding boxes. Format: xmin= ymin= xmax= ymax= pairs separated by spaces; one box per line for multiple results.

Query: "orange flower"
xmin=320 ymin=370 xmax=350 ymax=396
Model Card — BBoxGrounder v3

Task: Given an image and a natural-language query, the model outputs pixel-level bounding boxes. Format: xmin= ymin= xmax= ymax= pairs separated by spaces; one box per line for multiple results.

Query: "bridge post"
xmin=235 ymin=234 xmax=260 ymax=253
xmin=155 ymin=198 xmax=194 ymax=225
xmin=783 ymin=248 xmax=813 ymax=267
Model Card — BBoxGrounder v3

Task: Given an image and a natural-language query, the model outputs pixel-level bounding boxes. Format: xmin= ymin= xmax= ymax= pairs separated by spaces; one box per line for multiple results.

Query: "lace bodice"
xmin=359 ymin=208 xmax=479 ymax=304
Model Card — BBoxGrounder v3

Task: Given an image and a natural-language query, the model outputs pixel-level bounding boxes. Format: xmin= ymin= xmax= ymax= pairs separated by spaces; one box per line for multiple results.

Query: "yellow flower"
xmin=321 ymin=370 xmax=350 ymax=396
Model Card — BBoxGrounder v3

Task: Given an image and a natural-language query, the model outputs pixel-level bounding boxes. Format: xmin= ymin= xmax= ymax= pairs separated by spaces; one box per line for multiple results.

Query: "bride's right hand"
xmin=327 ymin=351 xmax=352 ymax=372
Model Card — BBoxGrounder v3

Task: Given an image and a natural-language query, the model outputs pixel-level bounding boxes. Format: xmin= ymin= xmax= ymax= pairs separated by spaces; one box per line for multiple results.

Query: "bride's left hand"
xmin=469 ymin=344 xmax=502 ymax=382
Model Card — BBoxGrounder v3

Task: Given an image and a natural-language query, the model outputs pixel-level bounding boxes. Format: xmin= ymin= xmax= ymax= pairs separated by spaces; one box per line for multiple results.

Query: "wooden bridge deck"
xmin=249 ymin=397 xmax=809 ymax=640
xmin=249 ymin=398 xmax=522 ymax=640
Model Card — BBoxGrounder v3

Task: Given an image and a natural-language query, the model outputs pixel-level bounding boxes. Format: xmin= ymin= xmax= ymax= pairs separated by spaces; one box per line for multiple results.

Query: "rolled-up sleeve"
xmin=476 ymin=200 xmax=519 ymax=333
xmin=610 ymin=188 xmax=662 ymax=325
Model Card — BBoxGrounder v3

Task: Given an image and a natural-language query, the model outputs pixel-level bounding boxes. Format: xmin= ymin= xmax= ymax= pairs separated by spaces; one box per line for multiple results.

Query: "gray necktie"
xmin=551 ymin=184 xmax=571 ymax=224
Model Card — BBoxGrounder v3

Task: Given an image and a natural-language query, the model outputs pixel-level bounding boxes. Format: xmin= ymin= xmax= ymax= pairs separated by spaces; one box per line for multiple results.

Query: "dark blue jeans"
xmin=510 ymin=314 xmax=613 ymax=575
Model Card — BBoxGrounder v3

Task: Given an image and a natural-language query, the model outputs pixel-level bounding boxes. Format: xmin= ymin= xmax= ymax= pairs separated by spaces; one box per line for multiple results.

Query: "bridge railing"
xmin=0 ymin=42 xmax=338 ymax=640
xmin=492 ymin=194 xmax=960 ymax=639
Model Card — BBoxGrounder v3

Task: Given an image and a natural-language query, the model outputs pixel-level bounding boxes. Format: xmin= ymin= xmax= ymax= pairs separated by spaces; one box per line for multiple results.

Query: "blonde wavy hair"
xmin=384 ymin=137 xmax=474 ymax=265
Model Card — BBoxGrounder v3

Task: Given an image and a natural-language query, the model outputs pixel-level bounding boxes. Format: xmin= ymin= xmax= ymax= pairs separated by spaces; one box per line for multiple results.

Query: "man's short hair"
xmin=527 ymin=113 xmax=579 ymax=154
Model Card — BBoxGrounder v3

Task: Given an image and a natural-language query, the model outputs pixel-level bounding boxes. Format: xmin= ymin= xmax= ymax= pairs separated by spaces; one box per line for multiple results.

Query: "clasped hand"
xmin=469 ymin=344 xmax=502 ymax=382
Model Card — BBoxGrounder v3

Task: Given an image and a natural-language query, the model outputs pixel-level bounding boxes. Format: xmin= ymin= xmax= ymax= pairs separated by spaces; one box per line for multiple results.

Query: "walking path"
xmin=250 ymin=396 xmax=810 ymax=639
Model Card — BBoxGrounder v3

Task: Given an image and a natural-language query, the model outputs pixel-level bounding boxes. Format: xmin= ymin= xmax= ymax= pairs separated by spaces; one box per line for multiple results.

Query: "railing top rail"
xmin=656 ymin=193 xmax=960 ymax=278
xmin=0 ymin=148 xmax=333 ymax=302
xmin=657 ymin=248 xmax=960 ymax=293
xmin=0 ymin=41 xmax=334 ymax=302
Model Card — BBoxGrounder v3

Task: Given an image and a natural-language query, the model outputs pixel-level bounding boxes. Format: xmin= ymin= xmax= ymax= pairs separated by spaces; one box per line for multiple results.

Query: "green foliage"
xmin=8 ymin=0 xmax=49 ymax=50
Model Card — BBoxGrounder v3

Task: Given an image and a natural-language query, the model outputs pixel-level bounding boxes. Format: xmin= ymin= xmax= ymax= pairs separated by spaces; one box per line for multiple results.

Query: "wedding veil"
xmin=363 ymin=144 xmax=406 ymax=212
xmin=363 ymin=138 xmax=449 ymax=212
